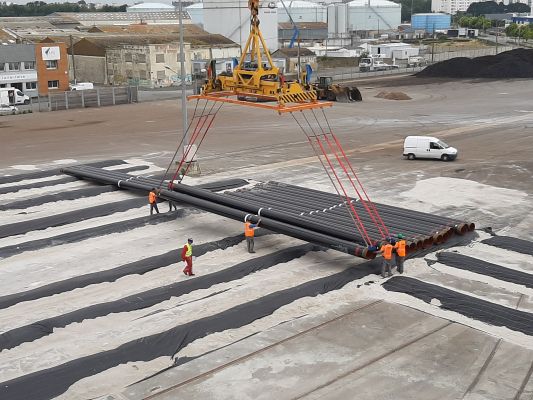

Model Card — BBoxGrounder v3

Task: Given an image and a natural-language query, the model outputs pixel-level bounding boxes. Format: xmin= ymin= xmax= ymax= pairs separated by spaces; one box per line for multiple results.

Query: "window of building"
xmin=156 ymin=53 xmax=165 ymax=63
xmin=139 ymin=70 xmax=147 ymax=79
xmin=137 ymin=54 xmax=146 ymax=63
xmin=157 ymin=70 xmax=166 ymax=79
xmin=125 ymin=54 xmax=133 ymax=62
xmin=45 ymin=60 xmax=58 ymax=69
xmin=26 ymin=82 xmax=37 ymax=90
xmin=0 ymin=63 xmax=4 ymax=71
xmin=48 ymin=80 xmax=59 ymax=89
xmin=126 ymin=69 xmax=133 ymax=78
xmin=176 ymin=53 xmax=181 ymax=62
xmin=8 ymin=62 xmax=20 ymax=71
xmin=23 ymin=61 xmax=35 ymax=70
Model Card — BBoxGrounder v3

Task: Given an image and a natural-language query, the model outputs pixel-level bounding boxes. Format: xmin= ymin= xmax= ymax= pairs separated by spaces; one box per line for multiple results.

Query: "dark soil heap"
xmin=417 ymin=48 xmax=533 ymax=78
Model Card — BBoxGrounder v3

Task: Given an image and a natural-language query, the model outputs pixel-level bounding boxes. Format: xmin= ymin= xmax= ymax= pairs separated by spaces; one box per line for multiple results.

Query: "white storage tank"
xmin=277 ymin=0 xmax=327 ymax=23
xmin=346 ymin=0 xmax=401 ymax=32
xmin=327 ymin=3 xmax=348 ymax=35
xmin=186 ymin=3 xmax=204 ymax=26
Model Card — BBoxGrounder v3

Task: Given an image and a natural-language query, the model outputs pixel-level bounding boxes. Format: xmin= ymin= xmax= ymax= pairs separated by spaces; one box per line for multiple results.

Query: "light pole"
xmin=172 ymin=0 xmax=188 ymax=156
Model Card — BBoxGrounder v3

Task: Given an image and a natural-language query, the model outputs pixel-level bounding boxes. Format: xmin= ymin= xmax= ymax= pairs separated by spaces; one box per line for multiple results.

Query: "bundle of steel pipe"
xmin=61 ymin=166 xmax=374 ymax=259
xmin=61 ymin=165 xmax=474 ymax=259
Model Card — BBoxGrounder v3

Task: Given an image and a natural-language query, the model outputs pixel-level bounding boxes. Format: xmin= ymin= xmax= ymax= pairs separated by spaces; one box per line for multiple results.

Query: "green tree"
xmin=391 ymin=0 xmax=432 ymax=22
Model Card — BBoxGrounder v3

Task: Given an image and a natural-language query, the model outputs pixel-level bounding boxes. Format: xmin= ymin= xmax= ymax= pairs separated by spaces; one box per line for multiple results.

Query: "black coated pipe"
xmin=62 ymin=166 xmax=374 ymax=259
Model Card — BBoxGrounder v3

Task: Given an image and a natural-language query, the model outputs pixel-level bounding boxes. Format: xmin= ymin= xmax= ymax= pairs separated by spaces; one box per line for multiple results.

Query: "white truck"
xmin=403 ymin=136 xmax=458 ymax=161
xmin=358 ymin=56 xmax=399 ymax=72
xmin=0 ymin=88 xmax=30 ymax=105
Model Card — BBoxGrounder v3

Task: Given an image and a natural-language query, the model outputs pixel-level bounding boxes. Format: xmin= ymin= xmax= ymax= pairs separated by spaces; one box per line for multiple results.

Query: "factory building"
xmin=411 ymin=13 xmax=451 ymax=33
xmin=126 ymin=2 xmax=175 ymax=13
xmin=277 ymin=1 xmax=327 ymax=23
xmin=328 ymin=0 xmax=401 ymax=37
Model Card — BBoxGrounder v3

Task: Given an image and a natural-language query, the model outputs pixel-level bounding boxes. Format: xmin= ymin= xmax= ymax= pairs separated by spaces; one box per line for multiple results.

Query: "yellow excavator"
xmin=311 ymin=77 xmax=362 ymax=103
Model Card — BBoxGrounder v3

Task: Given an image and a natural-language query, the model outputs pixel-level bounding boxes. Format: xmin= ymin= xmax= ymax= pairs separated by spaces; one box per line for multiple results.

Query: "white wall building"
xmin=204 ymin=0 xmax=279 ymax=52
xmin=277 ymin=0 xmax=327 ymax=23
xmin=368 ymin=42 xmax=419 ymax=59
xmin=328 ymin=0 xmax=401 ymax=36
xmin=431 ymin=0 xmax=473 ymax=15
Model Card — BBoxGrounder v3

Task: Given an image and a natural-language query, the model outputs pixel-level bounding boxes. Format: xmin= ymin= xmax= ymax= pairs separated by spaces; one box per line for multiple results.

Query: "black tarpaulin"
xmin=481 ymin=236 xmax=533 ymax=256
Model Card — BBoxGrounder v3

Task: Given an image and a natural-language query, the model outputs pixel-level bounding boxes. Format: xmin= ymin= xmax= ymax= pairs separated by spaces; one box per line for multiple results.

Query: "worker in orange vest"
xmin=394 ymin=233 xmax=406 ymax=274
xmin=148 ymin=188 xmax=159 ymax=215
xmin=244 ymin=218 xmax=261 ymax=253
xmin=181 ymin=238 xmax=194 ymax=276
xmin=378 ymin=238 xmax=394 ymax=278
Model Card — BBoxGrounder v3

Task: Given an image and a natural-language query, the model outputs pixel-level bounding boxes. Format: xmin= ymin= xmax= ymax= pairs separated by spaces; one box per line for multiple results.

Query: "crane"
xmin=160 ymin=0 xmax=390 ymax=253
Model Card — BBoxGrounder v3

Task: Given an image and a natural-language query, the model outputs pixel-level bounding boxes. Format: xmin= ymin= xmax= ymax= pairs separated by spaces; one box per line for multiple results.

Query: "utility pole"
xmin=297 ymin=37 xmax=301 ymax=82
xmin=70 ymin=35 xmax=77 ymax=83
xmin=495 ymin=20 xmax=499 ymax=54
xmin=175 ymin=0 xmax=188 ymax=156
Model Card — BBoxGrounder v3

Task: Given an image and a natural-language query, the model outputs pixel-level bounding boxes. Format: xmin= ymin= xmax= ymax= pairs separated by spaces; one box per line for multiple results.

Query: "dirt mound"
xmin=375 ymin=91 xmax=412 ymax=100
xmin=417 ymin=48 xmax=533 ymax=78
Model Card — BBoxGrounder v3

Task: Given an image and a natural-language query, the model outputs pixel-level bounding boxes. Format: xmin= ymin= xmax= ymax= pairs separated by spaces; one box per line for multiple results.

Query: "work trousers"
xmin=381 ymin=259 xmax=392 ymax=278
xmin=246 ymin=237 xmax=255 ymax=253
xmin=397 ymin=256 xmax=405 ymax=274
xmin=150 ymin=203 xmax=160 ymax=215
xmin=168 ymin=200 xmax=177 ymax=212
xmin=183 ymin=256 xmax=193 ymax=276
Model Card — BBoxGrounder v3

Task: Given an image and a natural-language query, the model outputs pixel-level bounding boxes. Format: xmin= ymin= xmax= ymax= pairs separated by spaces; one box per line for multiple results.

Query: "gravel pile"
xmin=375 ymin=91 xmax=412 ymax=100
xmin=417 ymin=48 xmax=533 ymax=78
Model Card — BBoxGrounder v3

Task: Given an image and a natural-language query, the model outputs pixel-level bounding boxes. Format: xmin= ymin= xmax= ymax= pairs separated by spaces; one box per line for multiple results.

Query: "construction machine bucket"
xmin=348 ymin=87 xmax=362 ymax=102
xmin=331 ymin=86 xmax=350 ymax=102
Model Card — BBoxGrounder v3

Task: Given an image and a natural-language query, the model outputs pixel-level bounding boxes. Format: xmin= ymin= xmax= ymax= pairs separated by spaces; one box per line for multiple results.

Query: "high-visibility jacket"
xmin=181 ymin=243 xmax=193 ymax=259
xmin=148 ymin=191 xmax=157 ymax=204
xmin=382 ymin=244 xmax=393 ymax=260
xmin=244 ymin=222 xmax=256 ymax=237
xmin=395 ymin=240 xmax=406 ymax=257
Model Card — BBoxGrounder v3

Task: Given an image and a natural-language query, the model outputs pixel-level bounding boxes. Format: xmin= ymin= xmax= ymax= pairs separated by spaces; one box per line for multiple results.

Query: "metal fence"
xmin=44 ymin=86 xmax=138 ymax=112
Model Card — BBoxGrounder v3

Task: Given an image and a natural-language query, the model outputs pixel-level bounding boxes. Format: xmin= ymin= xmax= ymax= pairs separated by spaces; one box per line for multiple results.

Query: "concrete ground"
xmin=1 ymin=76 xmax=533 ymax=399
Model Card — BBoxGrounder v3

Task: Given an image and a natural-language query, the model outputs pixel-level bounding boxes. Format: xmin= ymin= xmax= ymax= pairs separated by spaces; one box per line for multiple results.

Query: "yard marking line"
xmin=462 ymin=338 xmax=502 ymax=398
xmin=291 ymin=321 xmax=454 ymax=400
xmin=513 ymin=359 xmax=533 ymax=400
xmin=142 ymin=300 xmax=384 ymax=399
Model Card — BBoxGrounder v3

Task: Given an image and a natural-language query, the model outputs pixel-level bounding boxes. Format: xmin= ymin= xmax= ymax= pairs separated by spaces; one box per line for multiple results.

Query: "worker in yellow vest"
xmin=378 ymin=238 xmax=394 ymax=278
xmin=244 ymin=218 xmax=261 ymax=253
xmin=148 ymin=188 xmax=159 ymax=215
xmin=181 ymin=238 xmax=194 ymax=276
xmin=394 ymin=233 xmax=406 ymax=274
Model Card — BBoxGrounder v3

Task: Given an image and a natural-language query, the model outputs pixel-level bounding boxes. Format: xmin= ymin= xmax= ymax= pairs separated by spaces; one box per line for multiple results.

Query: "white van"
xmin=0 ymin=88 xmax=30 ymax=105
xmin=403 ymin=136 xmax=458 ymax=161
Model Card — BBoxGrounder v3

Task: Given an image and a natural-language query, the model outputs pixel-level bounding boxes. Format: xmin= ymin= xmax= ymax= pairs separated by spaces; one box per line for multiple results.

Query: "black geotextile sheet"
xmin=0 ymin=232 xmax=263 ymax=310
xmin=0 ymin=197 xmax=146 ymax=239
xmin=0 ymin=258 xmax=381 ymax=400
xmin=0 ymin=244 xmax=319 ymax=351
xmin=382 ymin=276 xmax=533 ymax=336
xmin=0 ymin=211 xmax=183 ymax=260
xmin=0 ymin=159 xmax=123 ymax=185
xmin=437 ymin=252 xmax=533 ymax=288
xmin=0 ymin=164 xmax=149 ymax=200
xmin=481 ymin=236 xmax=533 ymax=256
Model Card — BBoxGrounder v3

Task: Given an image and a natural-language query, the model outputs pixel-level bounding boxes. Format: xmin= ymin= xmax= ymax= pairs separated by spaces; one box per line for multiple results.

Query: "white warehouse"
xmin=277 ymin=0 xmax=327 ymax=23
xmin=328 ymin=0 xmax=401 ymax=36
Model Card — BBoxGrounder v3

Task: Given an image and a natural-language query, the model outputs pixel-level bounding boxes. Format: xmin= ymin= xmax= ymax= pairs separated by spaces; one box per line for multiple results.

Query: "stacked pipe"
xmin=230 ymin=182 xmax=475 ymax=253
xmin=61 ymin=165 xmax=374 ymax=259
xmin=61 ymin=166 xmax=474 ymax=259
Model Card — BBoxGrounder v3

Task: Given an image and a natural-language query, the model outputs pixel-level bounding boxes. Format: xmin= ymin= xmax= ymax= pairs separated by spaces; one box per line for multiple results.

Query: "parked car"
xmin=407 ymin=56 xmax=427 ymax=67
xmin=403 ymin=136 xmax=458 ymax=161
xmin=70 ymin=82 xmax=94 ymax=91
xmin=0 ymin=104 xmax=18 ymax=115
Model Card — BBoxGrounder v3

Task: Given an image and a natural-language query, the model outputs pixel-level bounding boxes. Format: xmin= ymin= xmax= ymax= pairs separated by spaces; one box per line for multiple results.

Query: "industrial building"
xmin=278 ymin=22 xmax=328 ymax=47
xmin=411 ymin=13 xmax=451 ymax=33
xmin=277 ymin=0 xmax=327 ymax=23
xmin=126 ymin=2 xmax=176 ymax=13
xmin=328 ymin=0 xmax=401 ymax=38
xmin=0 ymin=41 xmax=69 ymax=97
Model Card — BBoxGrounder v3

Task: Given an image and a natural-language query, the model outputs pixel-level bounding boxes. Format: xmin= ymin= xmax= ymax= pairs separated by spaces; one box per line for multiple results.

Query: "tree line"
xmin=391 ymin=0 xmax=432 ymax=22
xmin=465 ymin=1 xmax=530 ymax=16
xmin=0 ymin=1 xmax=127 ymax=17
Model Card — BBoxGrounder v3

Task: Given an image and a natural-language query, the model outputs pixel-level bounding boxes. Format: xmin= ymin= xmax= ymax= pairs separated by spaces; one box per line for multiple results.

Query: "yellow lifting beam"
xmin=195 ymin=0 xmax=331 ymax=113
